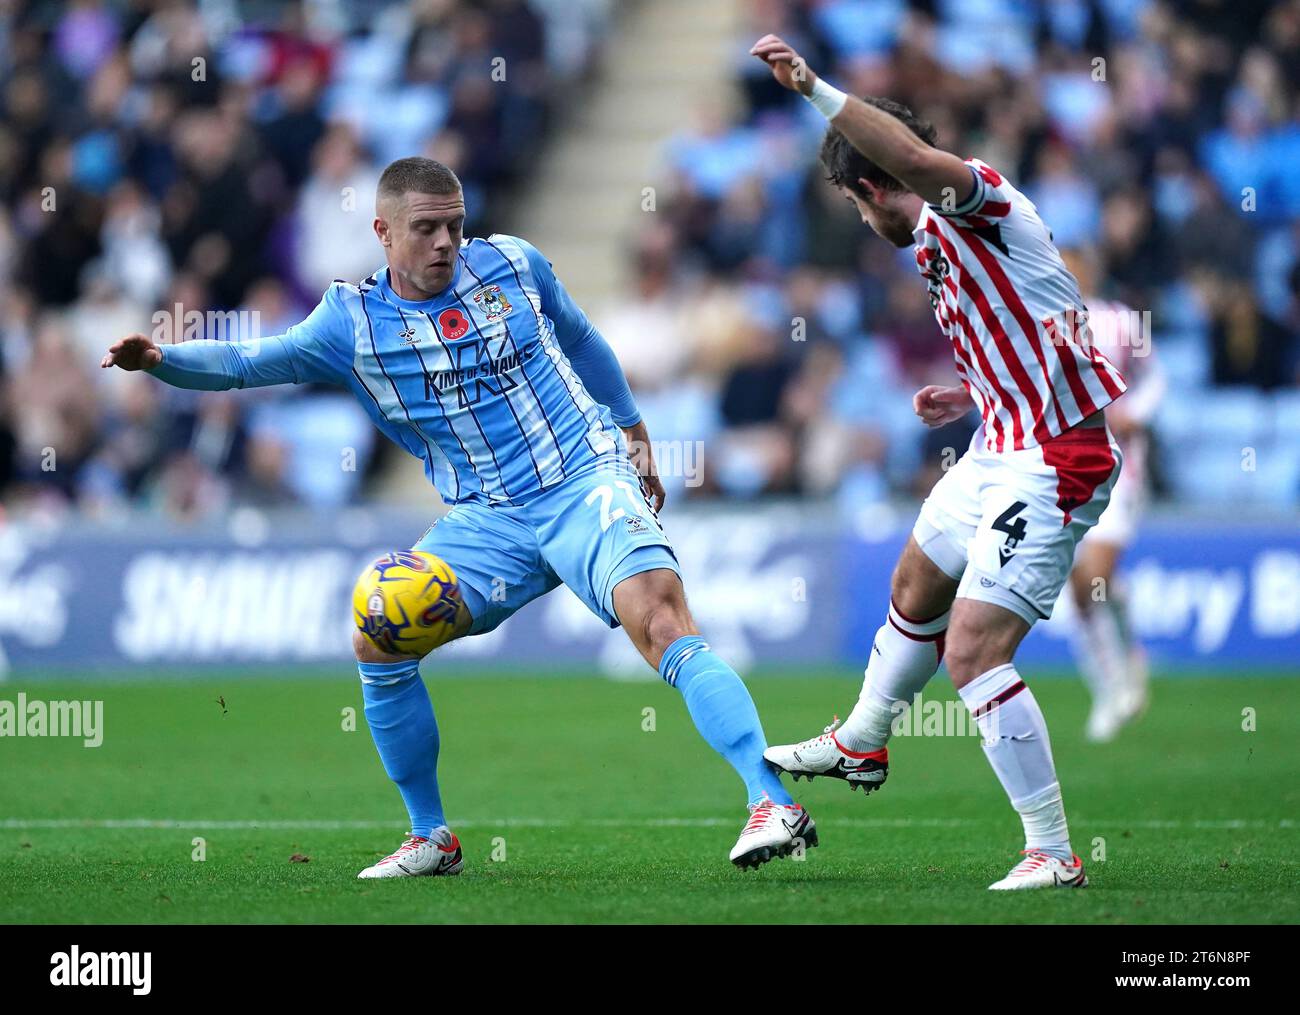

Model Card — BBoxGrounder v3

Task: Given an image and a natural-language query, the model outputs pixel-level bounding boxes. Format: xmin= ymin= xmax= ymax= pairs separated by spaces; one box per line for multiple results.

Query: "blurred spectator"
xmin=292 ymin=123 xmax=382 ymax=297
xmin=5 ymin=316 xmax=101 ymax=504
xmin=1201 ymin=273 xmax=1296 ymax=389
xmin=596 ymin=225 xmax=694 ymax=392
xmin=2 ymin=0 xmax=1298 ymax=517
xmin=623 ymin=0 xmax=1300 ymax=508
xmin=0 ymin=0 xmax=609 ymax=518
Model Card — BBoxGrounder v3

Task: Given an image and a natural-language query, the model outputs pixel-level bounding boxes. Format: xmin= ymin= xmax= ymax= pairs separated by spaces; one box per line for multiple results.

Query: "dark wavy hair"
xmin=819 ymin=97 xmax=938 ymax=198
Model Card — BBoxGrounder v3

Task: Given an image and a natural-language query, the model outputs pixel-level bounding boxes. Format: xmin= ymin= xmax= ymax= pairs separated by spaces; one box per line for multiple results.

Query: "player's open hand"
xmin=622 ymin=420 xmax=667 ymax=514
xmin=749 ymin=34 xmax=817 ymax=96
xmin=913 ymin=384 xmax=975 ymax=429
xmin=101 ymin=333 xmax=163 ymax=371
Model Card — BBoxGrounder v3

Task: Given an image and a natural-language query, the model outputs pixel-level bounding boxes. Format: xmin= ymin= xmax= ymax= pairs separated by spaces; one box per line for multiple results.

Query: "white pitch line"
xmin=1 ymin=817 xmax=1293 ymax=831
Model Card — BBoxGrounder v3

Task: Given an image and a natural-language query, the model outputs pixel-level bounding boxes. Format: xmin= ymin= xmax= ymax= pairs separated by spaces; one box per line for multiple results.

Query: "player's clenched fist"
xmin=913 ymin=384 xmax=975 ymax=429
xmin=101 ymin=333 xmax=163 ymax=371
xmin=749 ymin=34 xmax=817 ymax=96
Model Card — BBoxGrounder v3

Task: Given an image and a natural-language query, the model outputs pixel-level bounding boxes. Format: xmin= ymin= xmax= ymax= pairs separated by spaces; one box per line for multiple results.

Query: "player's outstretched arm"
xmin=749 ymin=34 xmax=973 ymax=208
xmin=101 ymin=332 xmax=300 ymax=391
xmin=101 ymin=288 xmax=351 ymax=391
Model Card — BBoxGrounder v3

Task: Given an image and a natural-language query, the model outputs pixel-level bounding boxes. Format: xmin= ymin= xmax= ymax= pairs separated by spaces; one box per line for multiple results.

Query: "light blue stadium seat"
xmin=1270 ymin=389 xmax=1300 ymax=438
xmin=1169 ymin=437 xmax=1300 ymax=506
xmin=1154 ymin=392 xmax=1201 ymax=445
xmin=1202 ymin=389 xmax=1272 ymax=439
xmin=1152 ymin=337 xmax=1207 ymax=390
xmin=1251 ymin=441 xmax=1300 ymax=506
xmin=1156 ymin=387 xmax=1271 ymax=446
xmin=250 ymin=395 xmax=377 ymax=509
xmin=1168 ymin=445 xmax=1246 ymax=504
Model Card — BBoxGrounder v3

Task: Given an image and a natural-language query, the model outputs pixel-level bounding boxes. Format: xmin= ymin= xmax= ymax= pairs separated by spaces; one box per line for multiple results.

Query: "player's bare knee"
xmin=614 ymin=568 xmax=697 ymax=666
xmin=944 ymin=633 xmax=1009 ymax=686
xmin=891 ymin=540 xmax=958 ymax=621
xmin=941 ymin=628 xmax=980 ymax=684
xmin=352 ymin=628 xmax=419 ymax=665
xmin=943 ymin=644 xmax=987 ymax=687
xmin=641 ymin=600 xmax=695 ymax=665
xmin=944 ymin=611 xmax=1021 ymax=686
xmin=633 ymin=587 xmax=697 ymax=668
xmin=889 ymin=565 xmax=927 ymax=619
xmin=945 ymin=594 xmax=1032 ymax=686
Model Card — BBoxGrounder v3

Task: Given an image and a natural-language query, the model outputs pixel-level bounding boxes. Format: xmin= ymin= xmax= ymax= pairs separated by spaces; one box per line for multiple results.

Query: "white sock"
xmin=958 ymin=664 xmax=1072 ymax=861
xmin=1071 ymin=602 xmax=1126 ymax=706
xmin=837 ymin=600 xmax=948 ymax=753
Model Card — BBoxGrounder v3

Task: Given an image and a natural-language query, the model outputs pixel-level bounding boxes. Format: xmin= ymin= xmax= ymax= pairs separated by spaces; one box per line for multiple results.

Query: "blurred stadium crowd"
xmin=1 ymin=0 xmax=1298 ymax=520
xmin=618 ymin=0 xmax=1300 ymax=508
xmin=0 ymin=0 xmax=608 ymax=517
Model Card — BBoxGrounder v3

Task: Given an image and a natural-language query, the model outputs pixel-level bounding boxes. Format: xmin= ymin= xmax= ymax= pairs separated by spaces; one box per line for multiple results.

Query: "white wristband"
xmin=806 ymin=77 xmax=848 ymax=120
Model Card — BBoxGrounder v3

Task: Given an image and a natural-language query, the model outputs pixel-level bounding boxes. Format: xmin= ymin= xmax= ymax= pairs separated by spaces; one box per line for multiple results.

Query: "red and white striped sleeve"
xmin=929 ymin=159 xmax=1014 ymax=227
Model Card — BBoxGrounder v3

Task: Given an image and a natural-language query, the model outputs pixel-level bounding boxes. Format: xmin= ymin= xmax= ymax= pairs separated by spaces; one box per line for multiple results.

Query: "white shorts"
xmin=912 ymin=424 xmax=1122 ymax=625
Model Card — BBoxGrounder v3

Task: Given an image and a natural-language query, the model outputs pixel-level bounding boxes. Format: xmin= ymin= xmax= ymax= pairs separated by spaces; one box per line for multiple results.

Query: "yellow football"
xmin=352 ymin=550 xmax=469 ymax=656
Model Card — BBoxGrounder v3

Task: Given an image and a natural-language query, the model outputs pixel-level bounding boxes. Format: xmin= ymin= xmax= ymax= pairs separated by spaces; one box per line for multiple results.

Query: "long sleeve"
xmin=147 ymin=286 xmax=353 ymax=391
xmin=519 ymin=240 xmax=641 ymax=428
xmin=150 ymin=336 xmax=302 ymax=390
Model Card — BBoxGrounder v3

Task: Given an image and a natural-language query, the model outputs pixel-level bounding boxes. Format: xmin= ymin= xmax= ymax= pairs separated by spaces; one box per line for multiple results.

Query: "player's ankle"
xmin=834 ymin=725 xmax=886 ymax=754
xmin=838 ymin=695 xmax=896 ymax=752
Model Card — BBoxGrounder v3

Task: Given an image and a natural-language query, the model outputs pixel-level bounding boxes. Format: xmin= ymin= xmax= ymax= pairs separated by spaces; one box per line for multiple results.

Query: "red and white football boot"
xmin=357 ymin=827 xmax=464 ymax=879
xmin=729 ymin=798 xmax=818 ymax=869
xmin=988 ymin=849 xmax=1088 ymax=890
xmin=763 ymin=717 xmax=889 ymax=793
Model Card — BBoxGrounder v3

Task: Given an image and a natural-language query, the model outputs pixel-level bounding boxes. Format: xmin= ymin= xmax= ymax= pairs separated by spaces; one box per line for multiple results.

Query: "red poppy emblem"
xmin=438 ymin=308 xmax=470 ymax=340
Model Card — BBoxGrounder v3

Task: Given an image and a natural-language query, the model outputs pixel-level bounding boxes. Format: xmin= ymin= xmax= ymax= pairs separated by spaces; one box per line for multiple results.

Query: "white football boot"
xmin=357 ymin=827 xmax=464 ymax=879
xmin=1117 ymin=646 xmax=1150 ymax=724
xmin=988 ymin=849 xmax=1088 ymax=891
xmin=729 ymin=798 xmax=817 ymax=869
xmin=763 ymin=717 xmax=889 ymax=793
xmin=1085 ymin=694 xmax=1123 ymax=743
xmin=1086 ymin=647 xmax=1150 ymax=742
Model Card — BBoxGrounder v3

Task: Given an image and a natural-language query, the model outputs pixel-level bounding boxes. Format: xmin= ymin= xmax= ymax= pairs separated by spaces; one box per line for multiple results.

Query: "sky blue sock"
xmin=659 ymin=635 xmax=793 ymax=806
xmin=359 ymin=659 xmax=444 ymax=838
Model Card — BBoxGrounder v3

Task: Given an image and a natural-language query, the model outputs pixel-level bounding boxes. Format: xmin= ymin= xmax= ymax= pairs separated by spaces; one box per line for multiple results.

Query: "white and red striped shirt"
xmin=1081 ymin=296 xmax=1164 ymax=481
xmin=1083 ymin=298 xmax=1161 ymax=421
xmin=913 ymin=159 xmax=1128 ymax=452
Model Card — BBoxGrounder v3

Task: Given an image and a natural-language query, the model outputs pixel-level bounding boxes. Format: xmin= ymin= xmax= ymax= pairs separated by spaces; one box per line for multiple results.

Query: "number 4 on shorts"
xmin=993 ymin=501 xmax=1028 ymax=566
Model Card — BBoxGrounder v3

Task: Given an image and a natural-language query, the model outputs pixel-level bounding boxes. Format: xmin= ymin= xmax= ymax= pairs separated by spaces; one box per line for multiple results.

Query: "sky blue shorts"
xmin=413 ymin=455 xmax=680 ymax=635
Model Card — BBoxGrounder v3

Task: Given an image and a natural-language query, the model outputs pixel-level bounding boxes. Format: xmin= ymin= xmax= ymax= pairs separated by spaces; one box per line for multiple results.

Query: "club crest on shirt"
xmin=471 ymin=284 xmax=513 ymax=322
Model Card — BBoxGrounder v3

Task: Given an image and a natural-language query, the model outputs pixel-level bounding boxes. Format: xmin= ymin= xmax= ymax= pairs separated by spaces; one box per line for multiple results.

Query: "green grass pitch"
xmin=1 ymin=670 xmax=1295 ymax=924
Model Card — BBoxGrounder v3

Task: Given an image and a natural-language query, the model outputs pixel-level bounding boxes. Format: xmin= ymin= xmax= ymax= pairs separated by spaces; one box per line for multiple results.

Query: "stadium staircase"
xmin=384 ymin=0 xmax=741 ymax=501
xmin=511 ymin=0 xmax=741 ymax=306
